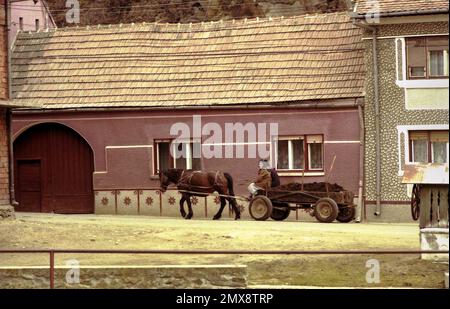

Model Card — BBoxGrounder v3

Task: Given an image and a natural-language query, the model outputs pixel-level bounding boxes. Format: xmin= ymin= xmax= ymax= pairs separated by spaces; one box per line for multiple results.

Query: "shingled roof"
xmin=353 ymin=0 xmax=449 ymax=18
xmin=11 ymin=12 xmax=365 ymax=110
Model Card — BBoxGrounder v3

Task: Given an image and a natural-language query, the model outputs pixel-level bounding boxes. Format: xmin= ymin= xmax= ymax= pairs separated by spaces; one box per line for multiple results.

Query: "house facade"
xmin=351 ymin=0 xmax=449 ymax=222
xmin=10 ymin=13 xmax=366 ymax=220
xmin=1 ymin=0 xmax=36 ymax=218
xmin=1 ymin=0 xmax=12 ymax=212
xmin=9 ymin=0 xmax=56 ymax=48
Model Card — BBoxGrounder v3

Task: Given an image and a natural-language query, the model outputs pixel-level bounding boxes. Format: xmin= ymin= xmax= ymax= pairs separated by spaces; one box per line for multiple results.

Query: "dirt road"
xmin=0 ymin=214 xmax=447 ymax=287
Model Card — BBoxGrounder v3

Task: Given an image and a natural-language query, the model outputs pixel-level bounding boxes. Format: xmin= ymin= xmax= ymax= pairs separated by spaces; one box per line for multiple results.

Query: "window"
xmin=409 ymin=131 xmax=449 ymax=164
xmin=307 ymin=135 xmax=324 ymax=170
xmin=19 ymin=17 xmax=24 ymax=31
xmin=156 ymin=140 xmax=172 ymax=172
xmin=274 ymin=135 xmax=323 ymax=171
xmin=406 ymin=36 xmax=449 ymax=79
xmin=155 ymin=140 xmax=202 ymax=173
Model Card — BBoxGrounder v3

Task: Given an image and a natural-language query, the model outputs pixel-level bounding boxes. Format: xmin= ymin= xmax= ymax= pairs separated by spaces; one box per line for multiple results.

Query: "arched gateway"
xmin=13 ymin=123 xmax=94 ymax=214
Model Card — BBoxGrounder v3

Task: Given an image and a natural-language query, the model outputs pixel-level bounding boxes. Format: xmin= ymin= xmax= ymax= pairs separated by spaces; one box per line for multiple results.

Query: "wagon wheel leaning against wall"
xmin=411 ymin=184 xmax=421 ymax=221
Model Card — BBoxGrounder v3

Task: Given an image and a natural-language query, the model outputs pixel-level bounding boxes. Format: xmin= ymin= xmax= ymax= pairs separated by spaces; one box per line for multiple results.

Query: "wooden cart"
xmin=248 ymin=184 xmax=356 ymax=223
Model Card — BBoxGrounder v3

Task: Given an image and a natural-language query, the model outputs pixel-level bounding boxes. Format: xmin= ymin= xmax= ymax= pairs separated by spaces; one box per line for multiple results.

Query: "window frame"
xmin=154 ymin=139 xmax=174 ymax=175
xmin=154 ymin=139 xmax=202 ymax=174
xmin=273 ymin=134 xmax=324 ymax=172
xmin=408 ymin=130 xmax=449 ymax=164
xmin=406 ymin=36 xmax=449 ymax=80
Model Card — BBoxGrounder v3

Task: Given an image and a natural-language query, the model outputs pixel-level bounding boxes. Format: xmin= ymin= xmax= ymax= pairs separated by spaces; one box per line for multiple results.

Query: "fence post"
xmin=49 ymin=251 xmax=55 ymax=289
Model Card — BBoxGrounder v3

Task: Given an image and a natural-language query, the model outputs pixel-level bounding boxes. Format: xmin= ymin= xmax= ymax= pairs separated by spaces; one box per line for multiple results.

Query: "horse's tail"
xmin=224 ymin=172 xmax=240 ymax=219
xmin=224 ymin=172 xmax=236 ymax=197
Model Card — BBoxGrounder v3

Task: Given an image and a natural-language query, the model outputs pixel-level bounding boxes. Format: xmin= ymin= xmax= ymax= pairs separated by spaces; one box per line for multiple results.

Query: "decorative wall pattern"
xmin=117 ymin=190 xmax=139 ymax=216
xmin=363 ymin=21 xmax=449 ymax=203
xmin=374 ymin=22 xmax=449 ymax=38
xmin=94 ymin=191 xmax=116 ymax=215
xmin=94 ymin=189 xmax=307 ymax=221
xmin=139 ymin=190 xmax=161 ymax=217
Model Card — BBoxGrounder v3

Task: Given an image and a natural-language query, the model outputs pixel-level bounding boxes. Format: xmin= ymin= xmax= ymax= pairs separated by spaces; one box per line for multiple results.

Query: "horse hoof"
xmin=181 ymin=213 xmax=187 ymax=218
xmin=186 ymin=214 xmax=193 ymax=220
xmin=213 ymin=216 xmax=221 ymax=220
xmin=235 ymin=216 xmax=241 ymax=221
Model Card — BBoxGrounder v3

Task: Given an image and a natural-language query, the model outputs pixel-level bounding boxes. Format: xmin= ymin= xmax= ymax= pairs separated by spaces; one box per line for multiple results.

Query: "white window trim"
xmin=274 ymin=137 xmax=305 ymax=171
xmin=155 ymin=140 xmax=171 ymax=173
xmin=307 ymin=142 xmax=324 ymax=171
xmin=395 ymin=36 xmax=449 ymax=89
xmin=430 ymin=139 xmax=450 ymax=164
xmin=396 ymin=79 xmax=449 ymax=88
xmin=410 ymin=139 xmax=429 ymax=163
xmin=397 ymin=124 xmax=449 ymax=176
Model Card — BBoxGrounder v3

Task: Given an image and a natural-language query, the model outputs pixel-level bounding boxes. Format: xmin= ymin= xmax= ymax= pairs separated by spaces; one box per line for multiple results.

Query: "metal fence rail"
xmin=1 ymin=249 xmax=448 ymax=289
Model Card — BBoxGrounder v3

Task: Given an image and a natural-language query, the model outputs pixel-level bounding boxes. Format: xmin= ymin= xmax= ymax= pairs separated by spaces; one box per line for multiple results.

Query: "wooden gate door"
xmin=16 ymin=160 xmax=42 ymax=213
xmin=14 ymin=123 xmax=94 ymax=214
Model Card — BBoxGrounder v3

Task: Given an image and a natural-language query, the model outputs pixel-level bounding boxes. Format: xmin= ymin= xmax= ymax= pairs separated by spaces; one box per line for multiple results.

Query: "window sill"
xmin=396 ymin=79 xmax=449 ymax=89
xmin=278 ymin=172 xmax=325 ymax=177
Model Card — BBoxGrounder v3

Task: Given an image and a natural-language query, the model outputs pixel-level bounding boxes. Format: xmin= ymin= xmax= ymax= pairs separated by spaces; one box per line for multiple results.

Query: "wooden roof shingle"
xmin=11 ymin=12 xmax=365 ymax=109
xmin=353 ymin=0 xmax=449 ymax=17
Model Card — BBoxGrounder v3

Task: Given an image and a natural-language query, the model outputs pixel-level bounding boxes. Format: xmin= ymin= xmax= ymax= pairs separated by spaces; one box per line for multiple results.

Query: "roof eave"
xmin=350 ymin=8 xmax=449 ymax=19
xmin=0 ymin=100 xmax=41 ymax=108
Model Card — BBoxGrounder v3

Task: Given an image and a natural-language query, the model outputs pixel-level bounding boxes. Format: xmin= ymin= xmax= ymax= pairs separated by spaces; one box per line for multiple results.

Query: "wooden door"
xmin=14 ymin=123 xmax=94 ymax=214
xmin=16 ymin=160 xmax=42 ymax=213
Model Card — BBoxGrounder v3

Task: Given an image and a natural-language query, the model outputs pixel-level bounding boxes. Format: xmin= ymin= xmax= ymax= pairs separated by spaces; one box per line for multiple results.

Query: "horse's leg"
xmin=227 ymin=196 xmax=241 ymax=220
xmin=185 ymin=195 xmax=194 ymax=220
xmin=179 ymin=195 xmax=187 ymax=218
xmin=213 ymin=197 xmax=227 ymax=220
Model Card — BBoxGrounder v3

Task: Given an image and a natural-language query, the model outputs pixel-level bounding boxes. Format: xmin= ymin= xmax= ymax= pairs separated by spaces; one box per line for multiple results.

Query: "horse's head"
xmin=158 ymin=170 xmax=171 ymax=193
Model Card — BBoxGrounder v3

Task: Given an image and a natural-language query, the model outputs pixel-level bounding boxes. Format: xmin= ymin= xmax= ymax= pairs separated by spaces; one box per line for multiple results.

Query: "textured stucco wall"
xmin=363 ymin=21 xmax=449 ymax=219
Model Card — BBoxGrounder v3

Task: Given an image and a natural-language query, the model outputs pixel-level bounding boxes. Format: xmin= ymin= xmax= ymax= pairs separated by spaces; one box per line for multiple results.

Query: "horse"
xmin=159 ymin=169 xmax=241 ymax=221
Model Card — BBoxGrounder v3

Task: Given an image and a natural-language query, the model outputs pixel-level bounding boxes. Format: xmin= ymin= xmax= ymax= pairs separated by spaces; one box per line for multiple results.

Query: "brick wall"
xmin=0 ymin=1 xmax=10 ymax=205
xmin=0 ymin=0 xmax=7 ymax=99
xmin=0 ymin=108 xmax=9 ymax=205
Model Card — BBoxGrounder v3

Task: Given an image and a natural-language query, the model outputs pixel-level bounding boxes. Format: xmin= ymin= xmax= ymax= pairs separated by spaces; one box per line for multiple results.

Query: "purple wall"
xmin=12 ymin=107 xmax=361 ymax=197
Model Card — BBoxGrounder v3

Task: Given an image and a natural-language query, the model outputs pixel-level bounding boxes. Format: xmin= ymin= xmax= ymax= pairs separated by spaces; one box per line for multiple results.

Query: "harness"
xmin=177 ymin=171 xmax=221 ymax=191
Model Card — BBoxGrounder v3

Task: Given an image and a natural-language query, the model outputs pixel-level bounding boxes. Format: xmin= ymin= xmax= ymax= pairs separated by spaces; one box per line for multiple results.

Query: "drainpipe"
xmin=353 ymin=20 xmax=382 ymax=217
xmin=372 ymin=28 xmax=382 ymax=217
xmin=357 ymin=102 xmax=365 ymax=222
xmin=5 ymin=0 xmax=18 ymax=207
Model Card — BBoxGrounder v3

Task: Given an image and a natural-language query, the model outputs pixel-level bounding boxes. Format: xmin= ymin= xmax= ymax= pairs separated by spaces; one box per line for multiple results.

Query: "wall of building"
xmin=363 ymin=21 xmax=449 ymax=222
xmin=12 ymin=106 xmax=361 ymax=219
xmin=10 ymin=0 xmax=56 ymax=48
xmin=0 ymin=1 xmax=11 ymax=207
xmin=0 ymin=108 xmax=10 ymax=205
xmin=0 ymin=0 xmax=8 ymax=99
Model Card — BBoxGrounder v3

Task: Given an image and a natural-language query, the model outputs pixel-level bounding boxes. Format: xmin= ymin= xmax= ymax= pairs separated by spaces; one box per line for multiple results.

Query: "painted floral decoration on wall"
xmin=146 ymin=197 xmax=154 ymax=207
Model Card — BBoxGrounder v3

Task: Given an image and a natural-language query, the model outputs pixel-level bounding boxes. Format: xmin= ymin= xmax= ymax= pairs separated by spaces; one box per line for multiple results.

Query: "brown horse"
xmin=159 ymin=169 xmax=241 ymax=220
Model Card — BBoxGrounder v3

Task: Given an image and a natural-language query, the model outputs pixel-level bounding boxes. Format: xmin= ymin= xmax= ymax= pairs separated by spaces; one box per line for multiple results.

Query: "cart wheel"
xmin=314 ymin=198 xmax=339 ymax=223
xmin=270 ymin=203 xmax=291 ymax=221
xmin=336 ymin=205 xmax=356 ymax=223
xmin=411 ymin=184 xmax=421 ymax=221
xmin=249 ymin=196 xmax=273 ymax=221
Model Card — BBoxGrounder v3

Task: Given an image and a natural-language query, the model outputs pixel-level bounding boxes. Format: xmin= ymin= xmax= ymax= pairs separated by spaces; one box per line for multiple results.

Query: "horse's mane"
xmin=165 ymin=169 xmax=184 ymax=183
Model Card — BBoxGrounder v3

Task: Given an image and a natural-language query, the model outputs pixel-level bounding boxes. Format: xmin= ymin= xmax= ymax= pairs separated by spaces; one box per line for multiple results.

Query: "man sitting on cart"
xmin=248 ymin=159 xmax=272 ymax=198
